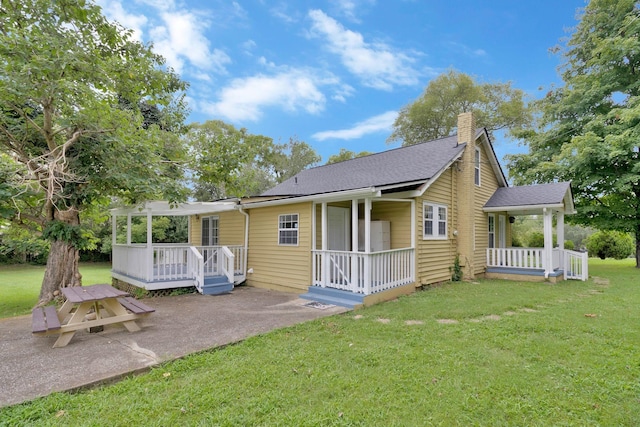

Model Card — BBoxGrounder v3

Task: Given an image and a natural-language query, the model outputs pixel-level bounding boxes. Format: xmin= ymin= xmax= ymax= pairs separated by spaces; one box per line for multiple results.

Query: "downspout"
xmin=238 ymin=205 xmax=250 ymax=278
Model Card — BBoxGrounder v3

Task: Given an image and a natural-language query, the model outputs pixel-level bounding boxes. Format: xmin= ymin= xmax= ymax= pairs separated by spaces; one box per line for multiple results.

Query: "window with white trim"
xmin=423 ymin=202 xmax=447 ymax=239
xmin=201 ymin=216 xmax=219 ymax=246
xmin=488 ymin=214 xmax=495 ymax=249
xmin=278 ymin=213 xmax=299 ymax=245
xmin=474 ymin=147 xmax=481 ymax=186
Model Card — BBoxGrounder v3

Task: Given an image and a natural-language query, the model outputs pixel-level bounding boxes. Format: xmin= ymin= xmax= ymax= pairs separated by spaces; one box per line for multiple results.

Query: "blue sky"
xmin=96 ymin=0 xmax=587 ymax=169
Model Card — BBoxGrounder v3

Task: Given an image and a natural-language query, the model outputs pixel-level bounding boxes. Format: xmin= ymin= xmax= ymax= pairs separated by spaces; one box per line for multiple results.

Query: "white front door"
xmin=327 ymin=206 xmax=350 ymax=251
xmin=498 ymin=215 xmax=506 ymax=248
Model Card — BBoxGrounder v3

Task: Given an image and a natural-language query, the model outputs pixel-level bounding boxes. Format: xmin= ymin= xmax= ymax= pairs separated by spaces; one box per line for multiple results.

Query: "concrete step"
xmin=300 ymin=286 xmax=364 ymax=309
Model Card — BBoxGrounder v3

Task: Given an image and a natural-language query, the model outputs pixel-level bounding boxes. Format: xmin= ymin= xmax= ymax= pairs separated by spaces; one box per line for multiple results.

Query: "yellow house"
xmin=110 ymin=113 xmax=587 ymax=307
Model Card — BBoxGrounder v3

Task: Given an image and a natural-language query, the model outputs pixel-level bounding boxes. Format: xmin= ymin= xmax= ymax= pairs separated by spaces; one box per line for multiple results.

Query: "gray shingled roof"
xmin=262 ymin=134 xmax=466 ymax=196
xmin=484 ymin=182 xmax=572 ymax=208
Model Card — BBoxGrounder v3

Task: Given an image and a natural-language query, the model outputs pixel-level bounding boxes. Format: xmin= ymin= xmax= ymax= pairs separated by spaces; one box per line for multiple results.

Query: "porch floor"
xmin=485 ymin=267 xmax=564 ymax=283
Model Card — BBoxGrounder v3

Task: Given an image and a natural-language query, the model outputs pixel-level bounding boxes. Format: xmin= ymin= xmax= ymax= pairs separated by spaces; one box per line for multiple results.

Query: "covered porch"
xmin=110 ymin=201 xmax=248 ymax=294
xmin=304 ymin=194 xmax=416 ymax=306
xmin=483 ymin=182 xmax=588 ymax=282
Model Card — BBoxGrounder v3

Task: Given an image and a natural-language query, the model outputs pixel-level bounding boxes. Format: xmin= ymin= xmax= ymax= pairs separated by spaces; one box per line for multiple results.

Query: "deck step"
xmin=202 ymin=275 xmax=233 ymax=295
xmin=300 ymin=286 xmax=364 ymax=309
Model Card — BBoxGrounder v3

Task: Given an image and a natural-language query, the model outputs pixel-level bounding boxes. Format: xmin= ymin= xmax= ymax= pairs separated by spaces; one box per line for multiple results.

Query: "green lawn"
xmin=0 ymin=263 xmax=112 ymax=318
xmin=2 ymin=259 xmax=639 ymax=425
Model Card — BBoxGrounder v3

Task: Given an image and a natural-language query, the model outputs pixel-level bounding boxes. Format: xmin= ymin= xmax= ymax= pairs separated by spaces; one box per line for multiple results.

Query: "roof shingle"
xmin=483 ymin=182 xmax=572 ymax=208
xmin=262 ymin=134 xmax=465 ymax=196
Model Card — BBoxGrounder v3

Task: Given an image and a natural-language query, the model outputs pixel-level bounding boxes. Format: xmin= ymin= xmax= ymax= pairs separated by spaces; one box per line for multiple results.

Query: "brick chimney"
xmin=456 ymin=112 xmax=476 ymax=279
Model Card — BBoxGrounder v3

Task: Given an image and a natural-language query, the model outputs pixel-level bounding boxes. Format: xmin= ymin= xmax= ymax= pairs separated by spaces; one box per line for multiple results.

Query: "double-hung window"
xmin=423 ymin=202 xmax=447 ymax=239
xmin=278 ymin=214 xmax=299 ymax=245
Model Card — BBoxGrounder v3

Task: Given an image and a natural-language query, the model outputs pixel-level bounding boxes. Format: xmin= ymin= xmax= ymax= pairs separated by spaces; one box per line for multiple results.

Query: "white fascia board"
xmin=478 ymin=130 xmax=508 ymax=188
xmin=483 ymin=203 xmax=565 ymax=213
xmin=241 ymin=187 xmax=380 ymax=209
xmin=415 ymin=151 xmax=465 ymax=196
xmin=111 ymin=200 xmax=239 ymax=216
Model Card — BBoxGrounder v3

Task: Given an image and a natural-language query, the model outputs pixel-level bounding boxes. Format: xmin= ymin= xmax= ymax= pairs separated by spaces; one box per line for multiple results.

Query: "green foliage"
xmin=187 ymin=122 xmax=320 ymax=200
xmin=326 ymin=148 xmax=373 ymax=164
xmin=564 ymin=240 xmax=575 ymax=250
xmin=42 ymin=220 xmax=97 ymax=251
xmin=507 ymin=0 xmax=640 ymax=265
xmin=388 ymin=69 xmax=532 ymax=145
xmin=0 ymin=224 xmax=49 ymax=264
xmin=585 ymin=230 xmax=634 ymax=260
xmin=450 ymin=254 xmax=463 ymax=281
xmin=527 ymin=231 xmax=545 ymax=248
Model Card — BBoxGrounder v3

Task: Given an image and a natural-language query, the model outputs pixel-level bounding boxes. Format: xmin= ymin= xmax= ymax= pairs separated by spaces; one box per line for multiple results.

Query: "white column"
xmin=126 ymin=214 xmax=132 ymax=245
xmin=557 ymin=210 xmax=565 ymax=275
xmin=363 ymin=198 xmax=371 ymax=294
xmin=321 ymin=202 xmax=328 ymax=288
xmin=146 ymin=210 xmax=153 ymax=281
xmin=311 ymin=202 xmax=316 ymax=251
xmin=557 ymin=211 xmax=565 ymax=250
xmin=543 ymin=208 xmax=553 ymax=277
xmin=112 ymin=213 xmax=117 ymax=248
xmin=410 ymin=200 xmax=416 ymax=283
xmin=351 ymin=199 xmax=359 ymax=292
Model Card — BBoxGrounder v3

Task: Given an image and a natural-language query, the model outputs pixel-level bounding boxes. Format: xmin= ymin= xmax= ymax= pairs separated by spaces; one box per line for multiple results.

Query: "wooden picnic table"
xmin=32 ymin=284 xmax=154 ymax=348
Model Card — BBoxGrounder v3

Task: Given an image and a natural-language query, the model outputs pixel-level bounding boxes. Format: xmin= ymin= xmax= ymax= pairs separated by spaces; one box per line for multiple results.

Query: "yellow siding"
xmin=188 ymin=210 xmax=245 ymax=246
xmin=246 ymin=202 xmax=312 ymax=293
xmin=416 ymin=166 xmax=458 ymax=285
xmin=472 ymin=144 xmax=501 ymax=275
xmin=372 ymin=201 xmax=412 ymax=249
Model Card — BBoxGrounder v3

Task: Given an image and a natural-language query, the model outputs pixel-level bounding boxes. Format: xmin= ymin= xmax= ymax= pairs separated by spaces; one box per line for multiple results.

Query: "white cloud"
xmin=446 ymin=41 xmax=488 ymax=58
xmin=313 ymin=111 xmax=398 ymax=141
xmin=308 ymin=9 xmax=420 ymax=90
xmin=150 ymin=11 xmax=230 ymax=74
xmin=201 ymin=69 xmax=334 ymax=122
xmin=96 ymin=0 xmax=148 ymax=41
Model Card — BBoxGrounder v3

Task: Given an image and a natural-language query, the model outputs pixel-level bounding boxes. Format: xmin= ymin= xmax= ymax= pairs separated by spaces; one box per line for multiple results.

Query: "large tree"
xmin=0 ymin=0 xmax=189 ymax=304
xmin=326 ymin=148 xmax=373 ymax=164
xmin=507 ymin=0 xmax=640 ymax=267
xmin=388 ymin=70 xmax=531 ymax=146
xmin=188 ymin=122 xmax=321 ymax=200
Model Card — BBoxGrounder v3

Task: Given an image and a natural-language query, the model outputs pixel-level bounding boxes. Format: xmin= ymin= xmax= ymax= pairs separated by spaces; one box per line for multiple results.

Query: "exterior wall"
xmin=416 ymin=165 xmax=458 ymax=285
xmin=471 ymin=143 xmax=501 ymax=275
xmin=189 ymin=210 xmax=245 ymax=246
xmin=371 ymin=201 xmax=412 ymax=249
xmin=245 ymin=201 xmax=313 ymax=293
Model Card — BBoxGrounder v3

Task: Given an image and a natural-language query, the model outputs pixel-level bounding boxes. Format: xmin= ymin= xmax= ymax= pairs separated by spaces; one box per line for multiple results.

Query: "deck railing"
xmin=188 ymin=246 xmax=204 ymax=292
xmin=486 ymin=247 xmax=544 ymax=269
xmin=112 ymin=244 xmax=245 ymax=284
xmin=486 ymin=247 xmax=589 ymax=281
xmin=564 ymin=249 xmax=589 ymax=281
xmin=312 ymin=248 xmax=415 ymax=295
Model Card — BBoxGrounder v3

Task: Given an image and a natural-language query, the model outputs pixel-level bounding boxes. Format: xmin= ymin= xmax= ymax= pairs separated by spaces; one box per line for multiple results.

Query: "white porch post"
xmin=321 ymin=202 xmax=328 ymax=288
xmin=363 ymin=198 xmax=371 ymax=294
xmin=311 ymin=203 xmax=316 ymax=286
xmin=146 ymin=210 xmax=153 ymax=281
xmin=126 ymin=214 xmax=132 ymax=245
xmin=410 ymin=199 xmax=416 ymax=282
xmin=351 ymin=199 xmax=359 ymax=291
xmin=112 ymin=213 xmax=117 ymax=248
xmin=557 ymin=210 xmax=565 ymax=277
xmin=543 ymin=207 xmax=553 ymax=278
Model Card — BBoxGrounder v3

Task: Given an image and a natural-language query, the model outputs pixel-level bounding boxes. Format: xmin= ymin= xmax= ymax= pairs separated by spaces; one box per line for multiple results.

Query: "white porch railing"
xmin=196 ymin=245 xmax=245 ymax=277
xmin=188 ymin=246 xmax=204 ymax=292
xmin=112 ymin=244 xmax=245 ymax=284
xmin=564 ymin=249 xmax=589 ymax=281
xmin=486 ymin=247 xmax=589 ymax=281
xmin=220 ymin=246 xmax=235 ymax=284
xmin=112 ymin=244 xmax=150 ymax=280
xmin=486 ymin=247 xmax=544 ymax=269
xmin=312 ymin=248 xmax=415 ymax=295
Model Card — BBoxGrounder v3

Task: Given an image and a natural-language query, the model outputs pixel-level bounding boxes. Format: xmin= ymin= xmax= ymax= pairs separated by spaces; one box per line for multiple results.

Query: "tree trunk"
xmin=37 ymin=208 xmax=83 ymax=306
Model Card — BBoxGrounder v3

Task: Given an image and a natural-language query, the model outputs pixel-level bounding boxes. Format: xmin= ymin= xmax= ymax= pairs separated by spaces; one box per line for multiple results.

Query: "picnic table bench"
xmin=32 ymin=284 xmax=154 ymax=348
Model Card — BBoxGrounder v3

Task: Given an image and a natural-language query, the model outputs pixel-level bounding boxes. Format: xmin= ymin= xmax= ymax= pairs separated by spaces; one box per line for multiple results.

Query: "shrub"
xmin=564 ymin=240 xmax=575 ymax=250
xmin=585 ymin=230 xmax=633 ymax=260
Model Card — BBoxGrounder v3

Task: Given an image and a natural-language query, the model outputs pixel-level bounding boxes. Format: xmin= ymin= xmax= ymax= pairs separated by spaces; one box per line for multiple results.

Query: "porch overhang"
xmin=483 ymin=203 xmax=567 ymax=216
xmin=240 ymin=187 xmax=381 ymax=209
xmin=110 ymin=200 xmax=240 ymax=216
